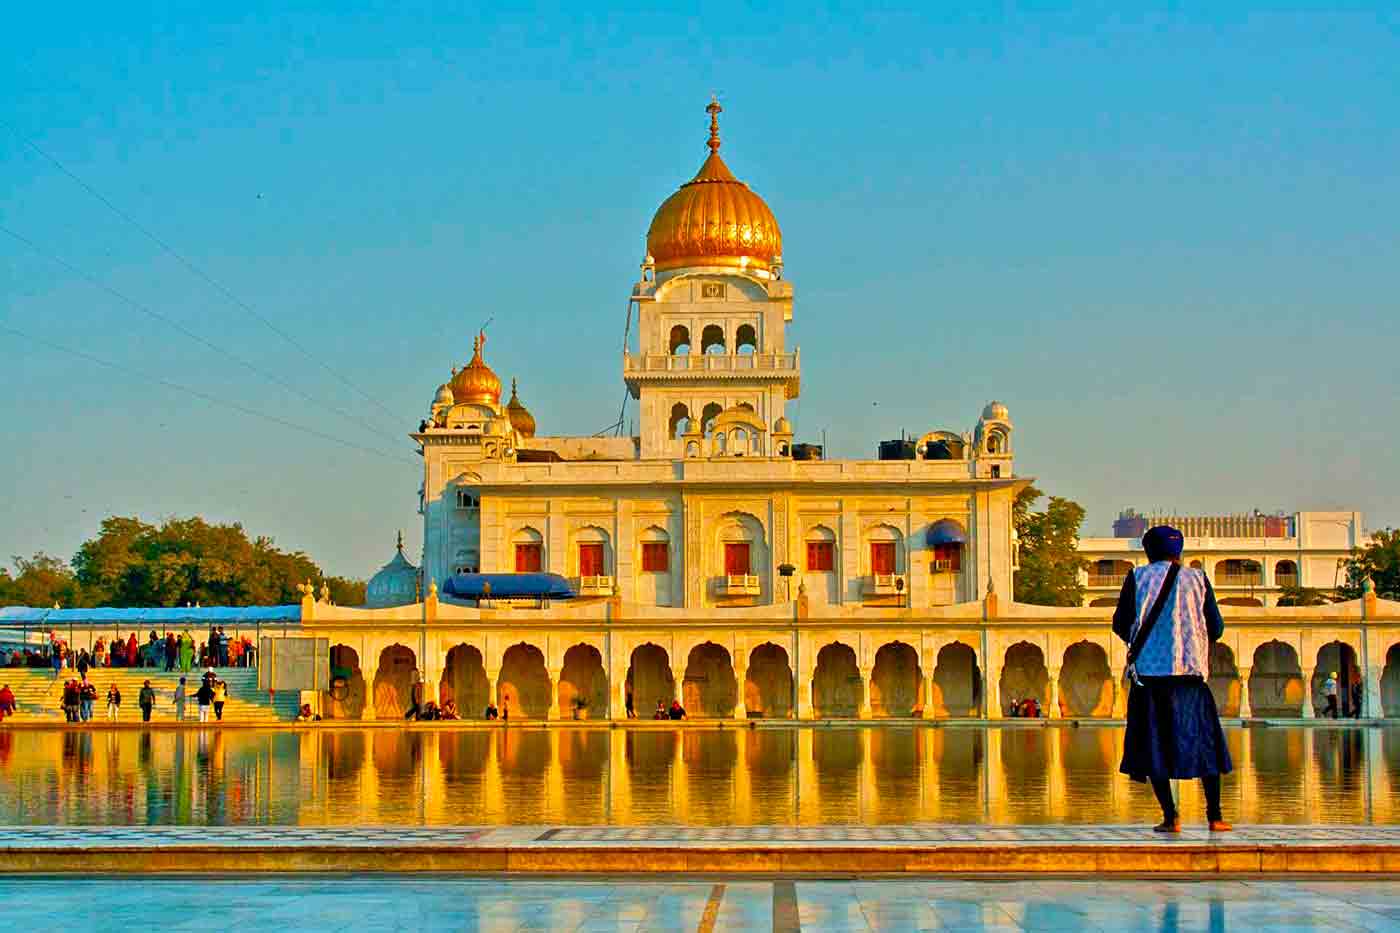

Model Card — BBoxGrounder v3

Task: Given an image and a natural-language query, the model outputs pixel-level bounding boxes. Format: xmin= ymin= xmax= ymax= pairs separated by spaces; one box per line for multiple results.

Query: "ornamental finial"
xmin=396 ymin=529 xmax=404 ymax=553
xmin=472 ymin=330 xmax=485 ymax=358
xmin=706 ymin=96 xmax=722 ymax=154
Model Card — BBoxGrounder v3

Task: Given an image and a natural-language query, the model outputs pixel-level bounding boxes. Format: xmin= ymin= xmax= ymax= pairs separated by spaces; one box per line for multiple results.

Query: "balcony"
xmin=1275 ymin=573 xmax=1299 ymax=589
xmin=864 ymin=573 xmax=907 ymax=596
xmin=1088 ymin=574 xmax=1124 ymax=587
xmin=623 ymin=351 xmax=801 ymax=397
xmin=932 ymin=560 xmax=957 ymax=574
xmin=719 ymin=574 xmax=761 ymax=597
xmin=577 ymin=575 xmax=614 ymax=597
xmin=1215 ymin=573 xmax=1263 ymax=587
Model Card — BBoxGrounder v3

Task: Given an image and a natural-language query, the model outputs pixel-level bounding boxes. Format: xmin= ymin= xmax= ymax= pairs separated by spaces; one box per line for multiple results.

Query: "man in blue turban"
xmin=1112 ymin=524 xmax=1232 ymax=832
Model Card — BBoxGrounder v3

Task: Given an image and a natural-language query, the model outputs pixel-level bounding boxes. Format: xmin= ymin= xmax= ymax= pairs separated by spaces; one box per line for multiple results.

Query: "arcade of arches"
xmin=315 ymin=622 xmax=1400 ymax=721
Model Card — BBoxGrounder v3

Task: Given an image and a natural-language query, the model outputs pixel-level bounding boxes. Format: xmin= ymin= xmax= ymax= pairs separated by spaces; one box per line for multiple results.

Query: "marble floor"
xmin=0 ymin=876 xmax=1397 ymax=931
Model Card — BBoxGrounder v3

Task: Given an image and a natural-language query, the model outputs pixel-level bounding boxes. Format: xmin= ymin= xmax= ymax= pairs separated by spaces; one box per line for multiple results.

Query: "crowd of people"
xmin=0 ymin=627 xmax=257 ymax=675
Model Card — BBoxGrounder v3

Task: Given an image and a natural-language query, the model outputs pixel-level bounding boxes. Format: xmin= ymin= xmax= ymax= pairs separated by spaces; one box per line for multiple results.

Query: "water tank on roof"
xmin=878 ymin=439 xmax=915 ymax=461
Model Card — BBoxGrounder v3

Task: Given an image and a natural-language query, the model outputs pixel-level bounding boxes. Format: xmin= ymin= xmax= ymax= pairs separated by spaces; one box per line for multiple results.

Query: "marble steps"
xmin=0 ymin=669 xmax=298 ymax=722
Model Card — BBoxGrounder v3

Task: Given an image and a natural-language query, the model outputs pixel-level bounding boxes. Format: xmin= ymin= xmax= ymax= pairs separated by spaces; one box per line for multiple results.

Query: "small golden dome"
xmin=645 ymin=100 xmax=782 ymax=274
xmin=450 ymin=332 xmax=501 ymax=406
xmin=506 ymin=378 xmax=536 ymax=438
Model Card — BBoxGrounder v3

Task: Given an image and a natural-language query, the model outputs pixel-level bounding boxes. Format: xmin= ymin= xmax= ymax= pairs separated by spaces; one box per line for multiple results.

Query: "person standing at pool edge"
xmin=1114 ymin=525 xmax=1233 ymax=833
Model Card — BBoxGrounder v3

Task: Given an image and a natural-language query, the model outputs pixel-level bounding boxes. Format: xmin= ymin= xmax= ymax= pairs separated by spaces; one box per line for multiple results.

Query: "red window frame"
xmin=933 ymin=543 xmax=962 ymax=571
xmin=579 ymin=542 xmax=605 ymax=577
xmin=641 ymin=541 xmax=669 ymax=573
xmin=724 ymin=542 xmax=751 ymax=576
xmin=870 ymin=542 xmax=897 ymax=575
xmin=514 ymin=543 xmax=542 ymax=573
xmin=806 ymin=541 xmax=834 ymax=572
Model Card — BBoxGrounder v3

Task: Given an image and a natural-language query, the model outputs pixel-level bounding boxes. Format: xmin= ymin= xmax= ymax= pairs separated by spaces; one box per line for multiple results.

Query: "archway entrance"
xmin=682 ymin=642 xmax=737 ymax=717
xmin=499 ymin=643 xmax=551 ymax=719
xmin=1382 ymin=645 xmax=1400 ymax=717
xmin=1312 ymin=641 xmax=1359 ymax=717
xmin=931 ymin=642 xmax=981 ymax=717
xmin=560 ymin=643 xmax=608 ymax=719
xmin=871 ymin=641 xmax=922 ymax=717
xmin=441 ymin=644 xmax=489 ymax=718
xmin=1208 ymin=643 xmax=1241 ymax=716
xmin=326 ymin=644 xmax=365 ymax=720
xmin=999 ymin=642 xmax=1049 ymax=716
xmin=745 ymin=643 xmax=793 ymax=719
xmin=1250 ymin=641 xmax=1303 ymax=717
xmin=1059 ymin=641 xmax=1112 ymax=717
xmin=812 ymin=643 xmax=861 ymax=718
xmin=373 ymin=644 xmax=417 ymax=719
xmin=626 ymin=643 xmax=674 ymax=718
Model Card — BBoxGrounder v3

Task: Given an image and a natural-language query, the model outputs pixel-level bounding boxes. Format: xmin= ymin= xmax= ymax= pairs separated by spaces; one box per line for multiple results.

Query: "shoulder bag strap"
xmin=1127 ymin=562 xmax=1181 ymax=667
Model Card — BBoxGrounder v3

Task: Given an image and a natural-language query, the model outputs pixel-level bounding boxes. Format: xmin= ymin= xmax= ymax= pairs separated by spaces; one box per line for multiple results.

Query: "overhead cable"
xmin=1 ymin=223 xmax=408 ymax=449
xmin=2 ymin=120 xmax=406 ymax=431
xmin=0 ymin=324 xmax=418 ymax=466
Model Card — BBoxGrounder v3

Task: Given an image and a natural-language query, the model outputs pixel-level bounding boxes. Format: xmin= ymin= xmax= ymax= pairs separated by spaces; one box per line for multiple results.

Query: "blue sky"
xmin=3 ymin=3 xmax=1397 ymax=579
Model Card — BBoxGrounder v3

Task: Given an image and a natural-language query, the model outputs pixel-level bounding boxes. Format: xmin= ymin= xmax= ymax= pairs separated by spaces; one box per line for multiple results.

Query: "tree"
xmin=1337 ymin=528 xmax=1400 ymax=601
xmin=0 ymin=553 xmax=86 ymax=608
xmin=1013 ymin=485 xmax=1089 ymax=607
xmin=1277 ymin=583 xmax=1335 ymax=607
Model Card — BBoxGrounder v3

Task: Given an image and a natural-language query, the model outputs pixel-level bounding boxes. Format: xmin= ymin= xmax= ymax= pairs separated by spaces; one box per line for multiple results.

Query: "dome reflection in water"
xmin=0 ymin=726 xmax=1391 ymax=827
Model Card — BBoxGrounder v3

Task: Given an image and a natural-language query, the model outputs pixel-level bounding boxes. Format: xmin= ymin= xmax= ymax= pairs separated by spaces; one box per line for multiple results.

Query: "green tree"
xmin=0 ymin=553 xmax=86 ymax=607
xmin=1013 ymin=485 xmax=1088 ymax=607
xmin=1337 ymin=528 xmax=1400 ymax=601
xmin=1277 ymin=583 xmax=1335 ymax=607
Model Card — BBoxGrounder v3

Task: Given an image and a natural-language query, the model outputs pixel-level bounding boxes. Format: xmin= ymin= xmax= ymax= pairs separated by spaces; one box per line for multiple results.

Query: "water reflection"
xmin=0 ymin=725 xmax=1396 ymax=827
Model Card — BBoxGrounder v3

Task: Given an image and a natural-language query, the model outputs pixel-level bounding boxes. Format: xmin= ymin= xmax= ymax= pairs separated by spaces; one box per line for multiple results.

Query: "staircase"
xmin=0 ymin=668 xmax=300 ymax=723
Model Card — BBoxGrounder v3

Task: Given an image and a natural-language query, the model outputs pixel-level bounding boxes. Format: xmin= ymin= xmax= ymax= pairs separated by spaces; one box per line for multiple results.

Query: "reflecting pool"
xmin=0 ymin=725 xmax=1395 ymax=827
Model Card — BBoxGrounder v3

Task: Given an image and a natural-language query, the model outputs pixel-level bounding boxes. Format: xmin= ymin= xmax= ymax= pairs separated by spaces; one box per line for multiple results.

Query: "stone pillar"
xmin=485 ymin=666 xmax=501 ymax=715
xmin=1302 ymin=667 xmax=1316 ymax=719
xmin=610 ymin=672 xmax=625 ymax=721
xmin=921 ymin=671 xmax=936 ymax=719
xmin=796 ymin=670 xmax=813 ymax=720
xmin=733 ymin=663 xmax=748 ymax=720
xmin=1111 ymin=667 xmax=1128 ymax=718
xmin=1237 ymin=667 xmax=1253 ymax=719
xmin=1046 ymin=667 xmax=1062 ymax=719
xmin=546 ymin=668 xmax=562 ymax=720
xmin=858 ymin=665 xmax=873 ymax=719
xmin=361 ymin=656 xmax=379 ymax=721
xmin=671 ymin=666 xmax=685 ymax=711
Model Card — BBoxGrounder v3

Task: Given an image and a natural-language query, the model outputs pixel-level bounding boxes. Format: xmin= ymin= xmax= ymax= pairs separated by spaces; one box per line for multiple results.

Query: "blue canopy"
xmin=442 ymin=573 xmax=576 ymax=600
xmin=926 ymin=519 xmax=968 ymax=546
xmin=0 ymin=605 xmax=300 ymax=624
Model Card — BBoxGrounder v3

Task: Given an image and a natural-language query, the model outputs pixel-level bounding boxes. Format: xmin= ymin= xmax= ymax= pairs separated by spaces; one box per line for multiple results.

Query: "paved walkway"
xmin=4 ymin=824 xmax=1400 ymax=875
xmin=1 ymin=876 xmax=1398 ymax=930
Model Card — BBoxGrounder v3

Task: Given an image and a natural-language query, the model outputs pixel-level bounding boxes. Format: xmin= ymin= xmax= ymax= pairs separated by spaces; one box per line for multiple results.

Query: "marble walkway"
xmin=1 ymin=876 xmax=1398 ymax=931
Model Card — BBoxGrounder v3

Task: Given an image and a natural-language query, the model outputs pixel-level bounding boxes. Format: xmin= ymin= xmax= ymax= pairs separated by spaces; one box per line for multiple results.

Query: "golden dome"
xmin=645 ymin=100 xmax=782 ymax=274
xmin=450 ymin=332 xmax=501 ymax=406
xmin=506 ymin=378 xmax=536 ymax=438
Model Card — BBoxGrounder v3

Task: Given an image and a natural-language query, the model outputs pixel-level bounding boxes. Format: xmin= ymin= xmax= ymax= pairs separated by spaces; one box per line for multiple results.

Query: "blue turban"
xmin=1142 ymin=525 xmax=1184 ymax=562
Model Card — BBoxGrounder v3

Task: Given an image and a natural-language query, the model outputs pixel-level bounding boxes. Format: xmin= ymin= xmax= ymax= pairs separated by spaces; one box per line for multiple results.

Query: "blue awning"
xmin=442 ymin=573 xmax=576 ymax=600
xmin=927 ymin=519 xmax=968 ymax=546
xmin=0 ymin=605 xmax=301 ymax=624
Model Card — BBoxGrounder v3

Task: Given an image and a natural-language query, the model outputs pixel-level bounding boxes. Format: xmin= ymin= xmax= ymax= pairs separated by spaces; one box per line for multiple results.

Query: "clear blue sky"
xmin=3 ymin=3 xmax=1397 ymax=580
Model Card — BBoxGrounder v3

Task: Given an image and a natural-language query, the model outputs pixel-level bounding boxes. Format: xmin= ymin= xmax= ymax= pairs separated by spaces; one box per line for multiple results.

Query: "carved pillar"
xmin=1046 ymin=667 xmax=1062 ymax=719
xmin=858 ymin=665 xmax=873 ymax=719
xmin=1237 ymin=667 xmax=1253 ymax=719
xmin=1302 ymin=666 xmax=1316 ymax=719
xmin=546 ymin=667 xmax=562 ymax=720
xmin=1111 ymin=666 xmax=1128 ymax=718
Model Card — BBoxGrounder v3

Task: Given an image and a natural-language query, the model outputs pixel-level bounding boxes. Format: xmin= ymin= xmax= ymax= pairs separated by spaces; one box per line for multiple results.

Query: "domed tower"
xmin=627 ymin=99 xmax=800 ymax=460
xmin=506 ymin=378 xmax=537 ymax=439
xmin=365 ymin=532 xmax=420 ymax=608
xmin=975 ymin=401 xmax=1013 ymax=475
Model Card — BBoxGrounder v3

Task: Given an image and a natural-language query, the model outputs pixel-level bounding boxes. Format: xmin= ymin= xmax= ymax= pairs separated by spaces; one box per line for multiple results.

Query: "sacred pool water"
xmin=0 ymin=725 xmax=1393 ymax=827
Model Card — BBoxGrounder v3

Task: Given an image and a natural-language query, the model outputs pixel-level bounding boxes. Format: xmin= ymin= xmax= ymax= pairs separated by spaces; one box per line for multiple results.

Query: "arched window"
xmin=715 ymin=431 xmax=727 ymax=454
xmin=805 ymin=525 xmax=836 ymax=572
xmin=701 ymin=402 xmax=723 ymax=434
xmin=987 ymin=432 xmax=1003 ymax=454
xmin=1275 ymin=559 xmax=1299 ymax=587
xmin=685 ymin=440 xmax=700 ymax=458
xmin=736 ymin=402 xmax=755 ymax=412
xmin=639 ymin=526 xmax=670 ymax=573
xmin=867 ymin=525 xmax=904 ymax=575
xmin=668 ymin=324 xmax=691 ymax=355
xmin=574 ymin=526 xmax=610 ymax=578
xmin=927 ymin=519 xmax=966 ymax=573
xmin=730 ymin=428 xmax=749 ymax=456
xmin=512 ymin=527 xmax=543 ymax=573
xmin=701 ymin=324 xmax=726 ymax=355
xmin=735 ymin=323 xmax=757 ymax=353
xmin=668 ymin=402 xmax=690 ymax=439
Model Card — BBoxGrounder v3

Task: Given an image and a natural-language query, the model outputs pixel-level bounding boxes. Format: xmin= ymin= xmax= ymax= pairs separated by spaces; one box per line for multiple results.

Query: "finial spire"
xmin=511 ymin=377 xmax=519 ymax=398
xmin=706 ymin=96 xmax=722 ymax=154
xmin=472 ymin=330 xmax=485 ymax=359
xmin=396 ymin=529 xmax=404 ymax=553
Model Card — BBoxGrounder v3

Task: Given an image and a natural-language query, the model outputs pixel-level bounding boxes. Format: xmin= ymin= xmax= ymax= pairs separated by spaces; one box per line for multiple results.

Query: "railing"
xmin=720 ymin=574 xmax=761 ymax=596
xmin=1216 ymin=574 xmax=1263 ymax=587
xmin=1087 ymin=574 xmax=1124 ymax=587
xmin=865 ymin=574 xmax=906 ymax=595
xmin=578 ymin=575 xmax=614 ymax=596
xmin=932 ymin=560 xmax=956 ymax=574
xmin=624 ymin=351 xmax=798 ymax=374
xmin=1275 ymin=574 xmax=1299 ymax=589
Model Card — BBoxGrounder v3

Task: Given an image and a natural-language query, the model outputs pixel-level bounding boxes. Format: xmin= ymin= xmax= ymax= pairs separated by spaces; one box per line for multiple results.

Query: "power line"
xmin=2 ymin=120 xmax=406 ymax=431
xmin=1 ymin=223 xmax=408 ymax=449
xmin=0 ymin=324 xmax=418 ymax=466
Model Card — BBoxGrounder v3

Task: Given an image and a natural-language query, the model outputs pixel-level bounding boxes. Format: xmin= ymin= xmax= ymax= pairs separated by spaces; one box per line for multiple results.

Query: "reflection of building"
xmin=1080 ymin=511 xmax=1368 ymax=608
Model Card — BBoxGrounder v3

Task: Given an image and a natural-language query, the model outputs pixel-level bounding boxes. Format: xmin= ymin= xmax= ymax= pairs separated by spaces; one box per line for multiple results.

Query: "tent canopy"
xmin=442 ymin=573 xmax=576 ymax=600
